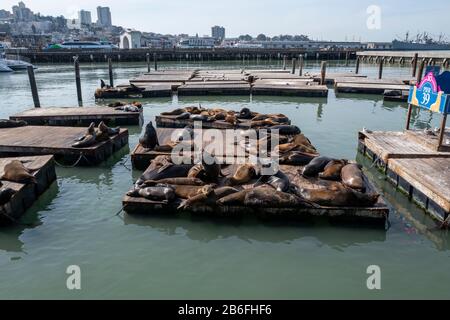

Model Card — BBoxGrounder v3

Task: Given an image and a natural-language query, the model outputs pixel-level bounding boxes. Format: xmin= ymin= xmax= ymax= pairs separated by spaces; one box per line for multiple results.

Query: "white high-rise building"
xmin=96 ymin=6 xmax=112 ymax=27
xmin=78 ymin=10 xmax=92 ymax=26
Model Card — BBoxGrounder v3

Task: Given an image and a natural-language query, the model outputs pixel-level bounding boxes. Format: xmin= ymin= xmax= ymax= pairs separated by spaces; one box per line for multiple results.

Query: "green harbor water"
xmin=0 ymin=60 xmax=449 ymax=299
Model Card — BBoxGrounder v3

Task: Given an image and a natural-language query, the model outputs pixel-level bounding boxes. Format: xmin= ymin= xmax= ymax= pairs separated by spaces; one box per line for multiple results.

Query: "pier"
xmin=0 ymin=126 xmax=129 ymax=165
xmin=0 ymin=155 xmax=56 ymax=224
xmin=10 ymin=106 xmax=143 ymax=126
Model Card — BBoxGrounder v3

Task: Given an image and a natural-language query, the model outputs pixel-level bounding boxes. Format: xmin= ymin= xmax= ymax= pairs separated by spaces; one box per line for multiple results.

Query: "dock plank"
xmin=10 ymin=107 xmax=143 ymax=126
xmin=336 ymin=83 xmax=411 ymax=94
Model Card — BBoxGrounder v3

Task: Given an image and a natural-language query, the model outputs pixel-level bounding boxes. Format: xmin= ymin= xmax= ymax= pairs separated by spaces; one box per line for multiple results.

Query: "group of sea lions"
xmin=107 ymin=101 xmax=142 ymax=112
xmin=127 ymin=151 xmax=379 ymax=210
xmin=71 ymin=122 xmax=120 ymax=148
xmin=0 ymin=160 xmax=38 ymax=207
xmin=160 ymin=106 xmax=293 ymax=129
xmin=95 ymin=82 xmax=145 ymax=99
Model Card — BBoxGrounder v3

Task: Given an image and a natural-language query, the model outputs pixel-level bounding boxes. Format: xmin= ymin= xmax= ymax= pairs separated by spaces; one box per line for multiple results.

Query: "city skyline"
xmin=1 ymin=0 xmax=450 ymax=42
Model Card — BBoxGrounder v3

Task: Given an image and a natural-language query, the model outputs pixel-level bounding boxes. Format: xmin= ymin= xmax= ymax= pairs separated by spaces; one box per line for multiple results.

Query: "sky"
xmin=2 ymin=0 xmax=450 ymax=42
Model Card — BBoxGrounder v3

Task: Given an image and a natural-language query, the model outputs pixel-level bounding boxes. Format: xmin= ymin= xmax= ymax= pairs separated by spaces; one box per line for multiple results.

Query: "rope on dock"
xmin=53 ymin=154 xmax=86 ymax=168
xmin=119 ymin=155 xmax=132 ymax=171
xmin=369 ymin=155 xmax=381 ymax=168
xmin=439 ymin=215 xmax=450 ymax=230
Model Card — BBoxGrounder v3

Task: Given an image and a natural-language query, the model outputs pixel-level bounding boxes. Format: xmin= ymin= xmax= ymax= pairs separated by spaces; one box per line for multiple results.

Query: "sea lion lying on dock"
xmin=139 ymin=121 xmax=159 ymax=149
xmin=269 ymin=125 xmax=301 ymax=135
xmin=341 ymin=164 xmax=365 ymax=192
xmin=177 ymin=185 xmax=217 ymax=210
xmin=298 ymin=187 xmax=379 ymax=207
xmin=187 ymin=154 xmax=222 ymax=182
xmin=72 ymin=123 xmax=97 ymax=148
xmin=254 ymin=170 xmax=290 ymax=192
xmin=161 ymin=184 xmax=216 ymax=199
xmin=1 ymin=160 xmax=37 ymax=184
xmin=319 ymin=160 xmax=348 ymax=181
xmin=217 ymin=189 xmax=251 ymax=206
xmin=280 ymin=151 xmax=316 ymax=166
xmin=225 ymin=164 xmax=256 ymax=186
xmin=127 ymin=186 xmax=175 ymax=203
xmin=0 ymin=119 xmax=27 ymax=128
xmin=244 ymin=187 xmax=312 ymax=208
xmin=0 ymin=187 xmax=16 ymax=205
xmin=143 ymin=177 xmax=205 ymax=186
xmin=136 ymin=164 xmax=193 ymax=187
xmin=301 ymin=156 xmax=333 ymax=177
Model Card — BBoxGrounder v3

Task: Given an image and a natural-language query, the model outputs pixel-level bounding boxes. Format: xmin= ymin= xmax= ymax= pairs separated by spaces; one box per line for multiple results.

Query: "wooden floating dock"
xmin=122 ymin=164 xmax=388 ymax=224
xmin=0 ymin=155 xmax=56 ymax=224
xmin=335 ymin=82 xmax=411 ymax=95
xmin=252 ymin=81 xmax=327 ymax=97
xmin=0 ymin=126 xmax=129 ymax=165
xmin=358 ymin=130 xmax=450 ymax=222
xmin=10 ymin=107 xmax=143 ymax=126
xmin=177 ymin=83 xmax=252 ymax=96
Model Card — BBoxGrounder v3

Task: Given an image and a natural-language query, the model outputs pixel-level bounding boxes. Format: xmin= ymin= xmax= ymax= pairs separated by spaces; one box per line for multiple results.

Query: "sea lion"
xmin=175 ymin=112 xmax=191 ymax=120
xmin=98 ymin=121 xmax=120 ymax=136
xmin=190 ymin=114 xmax=211 ymax=122
xmin=127 ymin=186 xmax=175 ymax=203
xmin=275 ymin=143 xmax=300 ymax=154
xmin=250 ymin=119 xmax=279 ymax=128
xmin=161 ymin=184 xmax=215 ymax=199
xmin=187 ymin=164 xmax=204 ymax=179
xmin=175 ymin=125 xmax=194 ymax=142
xmin=1 ymin=160 xmax=37 ymax=184
xmin=213 ymin=186 xmax=240 ymax=199
xmin=217 ymin=189 xmax=251 ymax=206
xmin=72 ymin=123 xmax=97 ymax=148
xmin=201 ymin=153 xmax=222 ymax=181
xmin=291 ymin=134 xmax=315 ymax=149
xmin=298 ymin=188 xmax=379 ymax=207
xmin=280 ymin=151 xmax=316 ymax=166
xmin=269 ymin=125 xmax=301 ymax=135
xmin=211 ymin=112 xmax=226 ymax=121
xmin=341 ymin=164 xmax=365 ymax=192
xmin=0 ymin=188 xmax=16 ymax=205
xmin=319 ymin=160 xmax=348 ymax=181
xmin=177 ymin=185 xmax=216 ymax=210
xmin=238 ymin=107 xmax=253 ymax=119
xmin=225 ymin=114 xmax=239 ymax=126
xmin=254 ymin=170 xmax=290 ymax=192
xmin=268 ymin=115 xmax=289 ymax=124
xmin=139 ymin=121 xmax=159 ymax=149
xmin=244 ymin=187 xmax=310 ymax=208
xmin=226 ymin=164 xmax=256 ymax=186
xmin=301 ymin=156 xmax=333 ymax=177
xmin=0 ymin=119 xmax=27 ymax=128
xmin=161 ymin=108 xmax=186 ymax=116
xmin=143 ymin=178 xmax=205 ymax=186
xmin=136 ymin=164 xmax=193 ymax=187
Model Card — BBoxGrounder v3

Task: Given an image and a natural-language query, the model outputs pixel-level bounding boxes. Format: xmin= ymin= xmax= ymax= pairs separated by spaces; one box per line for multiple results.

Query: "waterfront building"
xmin=120 ymin=30 xmax=141 ymax=49
xmin=211 ymin=26 xmax=225 ymax=40
xmin=66 ymin=19 xmax=81 ymax=30
xmin=96 ymin=6 xmax=112 ymax=28
xmin=233 ymin=40 xmax=365 ymax=50
xmin=12 ymin=1 xmax=34 ymax=22
xmin=365 ymin=42 xmax=393 ymax=50
xmin=178 ymin=35 xmax=216 ymax=48
xmin=78 ymin=10 xmax=92 ymax=26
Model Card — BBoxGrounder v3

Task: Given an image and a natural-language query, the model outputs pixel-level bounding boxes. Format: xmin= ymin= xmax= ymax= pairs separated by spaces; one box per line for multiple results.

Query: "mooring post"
xmin=283 ymin=55 xmax=287 ymax=70
xmin=405 ymin=104 xmax=413 ymax=130
xmin=355 ymin=57 xmax=360 ymax=74
xmin=146 ymin=53 xmax=150 ymax=72
xmin=154 ymin=53 xmax=158 ymax=71
xmin=437 ymin=114 xmax=448 ymax=150
xmin=378 ymin=58 xmax=384 ymax=79
xmin=320 ymin=61 xmax=327 ymax=85
xmin=74 ymin=56 xmax=82 ymax=106
xmin=417 ymin=58 xmax=426 ymax=83
xmin=108 ymin=57 xmax=114 ymax=87
xmin=27 ymin=65 xmax=40 ymax=108
xmin=298 ymin=54 xmax=304 ymax=76
xmin=345 ymin=51 xmax=349 ymax=66
xmin=291 ymin=58 xmax=297 ymax=74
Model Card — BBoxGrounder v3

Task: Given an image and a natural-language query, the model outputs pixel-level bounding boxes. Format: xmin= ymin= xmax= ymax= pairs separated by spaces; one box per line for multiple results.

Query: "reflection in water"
xmin=123 ymin=213 xmax=386 ymax=249
xmin=0 ymin=182 xmax=59 ymax=254
xmin=317 ymin=102 xmax=324 ymax=121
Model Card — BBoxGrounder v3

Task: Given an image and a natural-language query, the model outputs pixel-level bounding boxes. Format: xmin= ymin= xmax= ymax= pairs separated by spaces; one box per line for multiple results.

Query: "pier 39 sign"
xmin=408 ymin=71 xmax=450 ymax=114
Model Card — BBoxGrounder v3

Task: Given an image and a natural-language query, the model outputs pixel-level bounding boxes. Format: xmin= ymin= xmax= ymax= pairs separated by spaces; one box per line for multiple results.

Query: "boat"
xmin=45 ymin=41 xmax=118 ymax=50
xmin=0 ymin=44 xmax=36 ymax=71
xmin=0 ymin=61 xmax=13 ymax=72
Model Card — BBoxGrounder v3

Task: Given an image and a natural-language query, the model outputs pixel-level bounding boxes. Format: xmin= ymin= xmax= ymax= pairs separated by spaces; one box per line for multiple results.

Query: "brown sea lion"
xmin=175 ymin=112 xmax=191 ymax=120
xmin=341 ymin=164 xmax=365 ymax=192
xmin=136 ymin=164 xmax=193 ymax=187
xmin=139 ymin=121 xmax=159 ymax=149
xmin=72 ymin=122 xmax=97 ymax=148
xmin=187 ymin=163 xmax=204 ymax=179
xmin=127 ymin=186 xmax=175 ymax=203
xmin=1 ymin=160 xmax=37 ymax=184
xmin=143 ymin=178 xmax=205 ymax=186
xmin=164 ymin=184 xmax=215 ymax=199
xmin=214 ymin=186 xmax=240 ymax=199
xmin=319 ymin=160 xmax=348 ymax=181
xmin=217 ymin=189 xmax=251 ymax=206
xmin=298 ymin=187 xmax=379 ymax=207
xmin=244 ymin=187 xmax=310 ymax=208
xmin=226 ymin=164 xmax=256 ymax=186
xmin=301 ymin=156 xmax=333 ymax=177
xmin=280 ymin=151 xmax=316 ymax=166
xmin=291 ymin=134 xmax=316 ymax=151
xmin=161 ymin=108 xmax=186 ymax=116
xmin=177 ymin=185 xmax=216 ymax=210
xmin=225 ymin=114 xmax=239 ymax=126
xmin=275 ymin=143 xmax=300 ymax=154
xmin=0 ymin=188 xmax=16 ymax=205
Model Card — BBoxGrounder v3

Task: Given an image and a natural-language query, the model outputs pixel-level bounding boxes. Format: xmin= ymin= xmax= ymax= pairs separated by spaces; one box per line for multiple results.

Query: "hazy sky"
xmin=2 ymin=0 xmax=450 ymax=41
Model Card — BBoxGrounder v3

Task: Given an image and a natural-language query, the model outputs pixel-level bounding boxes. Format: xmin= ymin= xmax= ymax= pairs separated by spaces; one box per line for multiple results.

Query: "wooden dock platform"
xmin=122 ymin=163 xmax=388 ymax=224
xmin=335 ymin=82 xmax=411 ymax=94
xmin=358 ymin=130 xmax=450 ymax=222
xmin=0 ymin=126 xmax=129 ymax=165
xmin=10 ymin=107 xmax=143 ymax=126
xmin=0 ymin=155 xmax=56 ymax=224
xmin=252 ymin=81 xmax=328 ymax=97
xmin=177 ymin=83 xmax=252 ymax=96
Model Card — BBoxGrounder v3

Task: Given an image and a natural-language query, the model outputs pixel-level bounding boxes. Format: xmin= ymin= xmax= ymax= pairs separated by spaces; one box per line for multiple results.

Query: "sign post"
xmin=407 ymin=71 xmax=450 ymax=151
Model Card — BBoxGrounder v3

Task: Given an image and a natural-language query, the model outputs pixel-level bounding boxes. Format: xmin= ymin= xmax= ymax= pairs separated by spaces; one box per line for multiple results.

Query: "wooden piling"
xmin=154 ymin=53 xmax=158 ymax=71
xmin=298 ymin=55 xmax=304 ymax=76
xmin=412 ymin=53 xmax=418 ymax=77
xmin=146 ymin=53 xmax=150 ymax=72
xmin=345 ymin=51 xmax=349 ymax=66
xmin=291 ymin=58 xmax=297 ymax=74
xmin=27 ymin=65 xmax=40 ymax=108
xmin=378 ymin=58 xmax=384 ymax=79
xmin=73 ymin=56 xmax=82 ymax=106
xmin=320 ymin=61 xmax=327 ymax=85
xmin=283 ymin=55 xmax=287 ymax=70
xmin=417 ymin=59 xmax=426 ymax=83
xmin=108 ymin=57 xmax=114 ymax=87
xmin=355 ymin=57 xmax=360 ymax=74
